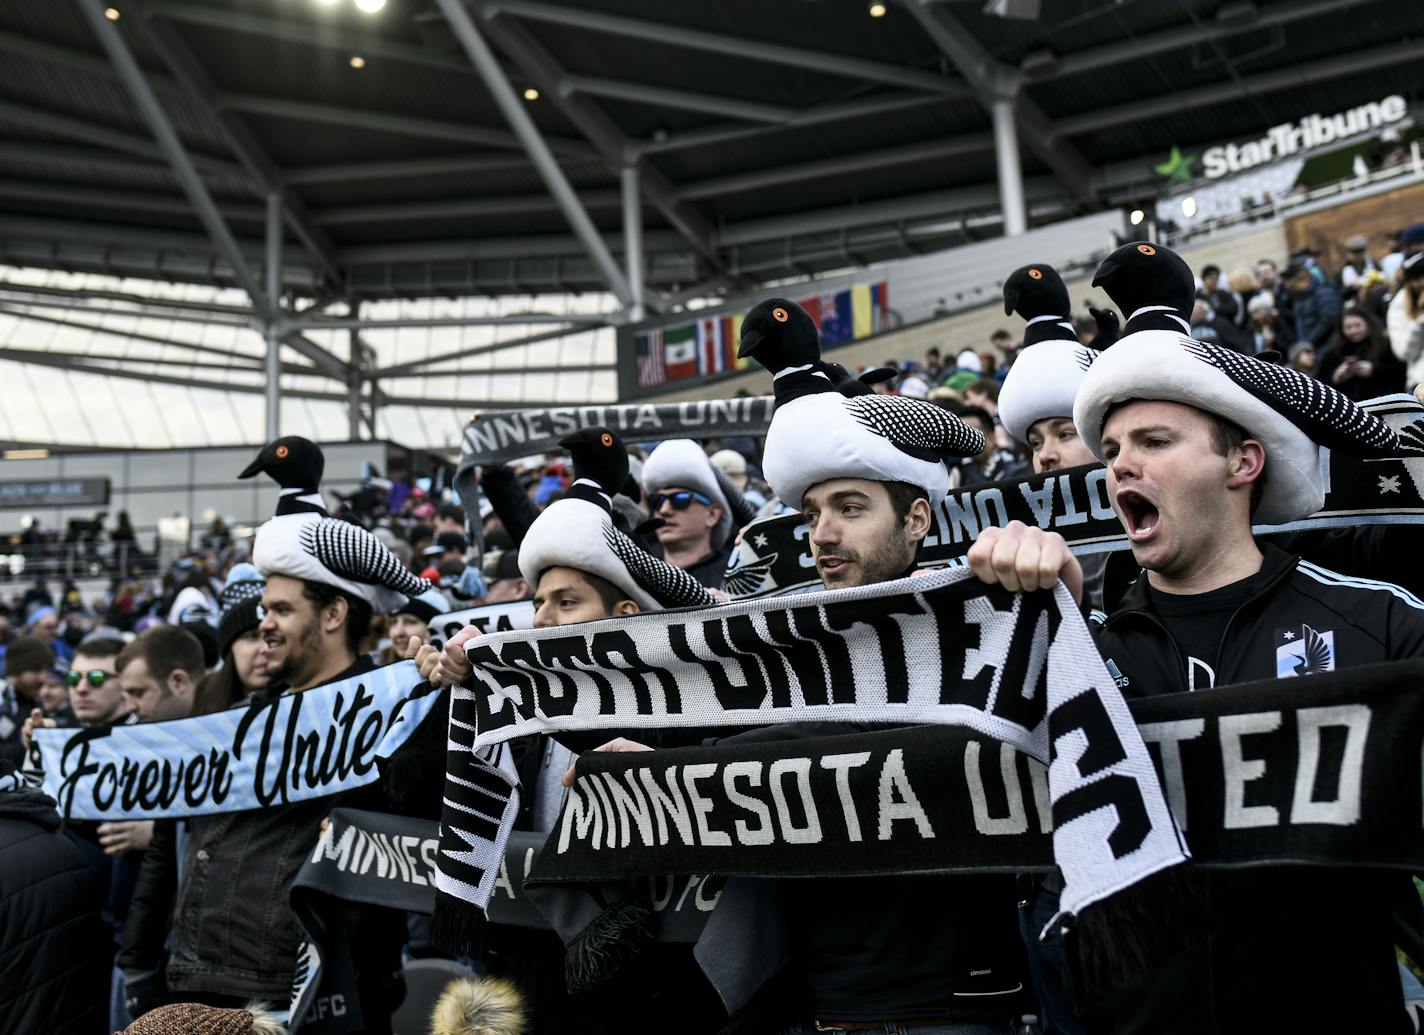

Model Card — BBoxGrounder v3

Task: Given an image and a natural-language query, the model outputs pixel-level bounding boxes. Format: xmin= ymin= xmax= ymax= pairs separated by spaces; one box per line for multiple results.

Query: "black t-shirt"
xmin=1145 ymin=574 xmax=1256 ymax=691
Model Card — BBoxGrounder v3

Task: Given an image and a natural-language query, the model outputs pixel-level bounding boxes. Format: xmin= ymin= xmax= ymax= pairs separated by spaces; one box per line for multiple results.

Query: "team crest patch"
xmin=1276 ymin=624 xmax=1335 ymax=677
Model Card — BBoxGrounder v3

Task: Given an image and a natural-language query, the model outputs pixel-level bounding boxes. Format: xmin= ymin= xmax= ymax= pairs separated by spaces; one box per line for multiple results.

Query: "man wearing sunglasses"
xmin=641 ymin=438 xmax=757 ymax=590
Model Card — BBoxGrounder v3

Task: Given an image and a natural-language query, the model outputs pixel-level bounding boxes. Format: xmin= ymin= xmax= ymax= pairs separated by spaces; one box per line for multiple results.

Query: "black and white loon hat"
xmin=997 ymin=263 xmax=1100 ymax=443
xmin=736 ymin=297 xmax=984 ymax=510
xmin=244 ymin=436 xmax=434 ymax=613
xmin=1074 ymin=331 xmax=1405 ymax=524
xmin=1075 ymin=241 xmax=1406 ymax=523
xmin=640 ymin=438 xmax=757 ymax=551
xmin=520 ymin=428 xmax=716 ymax=612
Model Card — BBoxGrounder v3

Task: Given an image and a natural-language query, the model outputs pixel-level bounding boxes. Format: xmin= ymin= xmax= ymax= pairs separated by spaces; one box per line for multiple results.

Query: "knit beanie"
xmin=122 ymin=1001 xmax=287 ymax=1035
xmin=217 ymin=563 xmax=266 ymax=658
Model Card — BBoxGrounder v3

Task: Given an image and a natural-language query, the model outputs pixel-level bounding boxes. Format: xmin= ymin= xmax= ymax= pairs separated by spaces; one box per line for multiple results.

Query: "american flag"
xmin=635 ymin=330 xmax=665 ymax=387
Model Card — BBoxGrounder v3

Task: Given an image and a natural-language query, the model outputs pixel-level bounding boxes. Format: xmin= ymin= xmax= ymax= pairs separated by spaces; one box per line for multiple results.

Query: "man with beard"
xmin=970 ymin=290 xmax=1424 ymax=1033
xmin=571 ymin=302 xmax=1025 ymax=1034
xmin=157 ymin=437 xmax=438 ymax=1031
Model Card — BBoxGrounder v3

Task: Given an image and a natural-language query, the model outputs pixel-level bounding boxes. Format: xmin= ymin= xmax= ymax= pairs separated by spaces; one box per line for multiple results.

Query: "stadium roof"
xmin=0 ymin=0 xmax=1418 ymax=302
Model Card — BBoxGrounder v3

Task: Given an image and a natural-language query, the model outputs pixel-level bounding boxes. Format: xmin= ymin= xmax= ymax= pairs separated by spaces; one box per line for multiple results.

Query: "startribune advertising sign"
xmin=1165 ymin=94 xmax=1407 ymax=182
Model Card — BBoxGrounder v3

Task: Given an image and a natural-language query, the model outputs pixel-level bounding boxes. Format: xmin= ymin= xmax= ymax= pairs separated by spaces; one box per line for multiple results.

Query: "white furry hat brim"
xmin=998 ymin=339 xmax=1098 ymax=443
xmin=1072 ymin=331 xmax=1324 ymax=524
xmin=254 ymin=515 xmax=415 ymax=614
xmin=518 ymin=497 xmax=659 ymax=612
xmin=641 ymin=439 xmax=733 ymax=549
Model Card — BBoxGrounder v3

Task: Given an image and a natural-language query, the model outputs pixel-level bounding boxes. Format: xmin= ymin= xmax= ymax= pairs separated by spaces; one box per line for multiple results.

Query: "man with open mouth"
xmin=970 ymin=273 xmax=1424 ymax=1034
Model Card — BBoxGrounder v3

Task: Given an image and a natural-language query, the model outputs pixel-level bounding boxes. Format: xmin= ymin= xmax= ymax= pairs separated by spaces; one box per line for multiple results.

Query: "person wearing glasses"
xmin=640 ymin=438 xmax=758 ymax=590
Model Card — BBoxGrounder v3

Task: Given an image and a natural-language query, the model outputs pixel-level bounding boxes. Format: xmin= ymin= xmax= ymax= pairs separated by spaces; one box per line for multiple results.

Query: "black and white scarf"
xmin=435 ymin=566 xmax=1187 ymax=928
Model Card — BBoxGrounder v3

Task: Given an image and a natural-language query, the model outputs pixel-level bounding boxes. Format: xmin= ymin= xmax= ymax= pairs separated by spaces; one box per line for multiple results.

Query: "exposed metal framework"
xmin=0 ymin=0 xmax=1414 ymax=440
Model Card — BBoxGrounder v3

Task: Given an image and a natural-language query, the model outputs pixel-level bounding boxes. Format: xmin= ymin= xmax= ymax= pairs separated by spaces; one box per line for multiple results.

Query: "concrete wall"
xmin=647 ymin=221 xmax=1291 ymax=403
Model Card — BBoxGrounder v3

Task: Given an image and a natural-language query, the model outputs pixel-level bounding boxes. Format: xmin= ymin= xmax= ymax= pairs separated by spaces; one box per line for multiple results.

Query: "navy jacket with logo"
xmin=1089 ymin=543 xmax=1424 ymax=1035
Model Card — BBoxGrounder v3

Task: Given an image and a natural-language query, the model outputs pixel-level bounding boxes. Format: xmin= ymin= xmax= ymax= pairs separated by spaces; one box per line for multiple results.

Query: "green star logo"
xmin=1155 ymin=145 xmax=1198 ymax=185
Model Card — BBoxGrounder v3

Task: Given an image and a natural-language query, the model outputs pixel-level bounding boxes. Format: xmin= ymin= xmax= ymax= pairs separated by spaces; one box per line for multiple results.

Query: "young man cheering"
xmin=971 ymin=322 xmax=1424 ymax=1034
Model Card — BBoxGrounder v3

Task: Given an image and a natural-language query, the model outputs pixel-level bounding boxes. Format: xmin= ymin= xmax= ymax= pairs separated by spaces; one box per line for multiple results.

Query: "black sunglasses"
xmin=649 ymin=490 xmax=714 ymax=512
xmin=66 ymin=669 xmax=110 ymax=689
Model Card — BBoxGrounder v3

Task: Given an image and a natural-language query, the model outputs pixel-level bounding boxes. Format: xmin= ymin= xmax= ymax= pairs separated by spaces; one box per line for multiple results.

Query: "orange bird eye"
xmin=772 ymin=307 xmax=789 ymax=322
xmin=275 ymin=445 xmax=289 ymax=459
xmin=600 ymin=433 xmax=613 ymax=447
xmin=1137 ymin=244 xmax=1157 ymax=256
xmin=1028 ymin=268 xmax=1042 ymax=280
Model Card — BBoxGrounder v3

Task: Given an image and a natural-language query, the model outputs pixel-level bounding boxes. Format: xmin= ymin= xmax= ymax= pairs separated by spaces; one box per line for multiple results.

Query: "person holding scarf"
xmin=157 ymin=438 xmax=440 ymax=1031
xmin=970 ymin=246 xmax=1424 ymax=1034
xmin=572 ymin=301 xmax=1025 ymax=1035
xmin=421 ymin=427 xmax=723 ymax=1035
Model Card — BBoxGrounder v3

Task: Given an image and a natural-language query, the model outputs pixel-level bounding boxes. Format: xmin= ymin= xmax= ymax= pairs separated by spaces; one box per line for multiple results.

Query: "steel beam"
xmin=220 ymin=93 xmax=597 ymax=158
xmin=1052 ymin=40 xmax=1424 ymax=138
xmin=675 ymin=133 xmax=994 ymax=200
xmin=991 ymin=98 xmax=1026 ymax=237
xmin=469 ymin=6 xmax=722 ymax=275
xmin=434 ymin=0 xmax=634 ymax=305
xmin=485 ymin=0 xmax=968 ymax=96
xmin=311 ymin=190 xmax=621 ymax=227
xmin=1043 ymin=0 xmax=1372 ymax=79
xmin=264 ymin=192 xmax=282 ymax=440
xmin=135 ymin=5 xmax=344 ymax=288
xmin=899 ymin=0 xmax=1096 ymax=202
xmin=635 ymin=92 xmax=949 ymax=157
xmin=621 ymin=164 xmax=645 ymax=322
xmin=375 ymin=324 xmax=603 ymax=378
xmin=79 ymin=0 xmax=270 ymax=309
xmin=0 ymin=305 xmax=267 ymax=364
xmin=0 ymin=280 xmax=255 ymax=319
xmin=0 ymin=178 xmax=262 ymax=222
xmin=0 ymin=295 xmax=253 ymax=329
xmin=290 ymin=313 xmax=603 ymax=331
xmin=0 ymin=99 xmax=245 ymax=179
xmin=560 ymin=75 xmax=794 ymax=123
xmin=284 ymin=153 xmax=539 ymax=186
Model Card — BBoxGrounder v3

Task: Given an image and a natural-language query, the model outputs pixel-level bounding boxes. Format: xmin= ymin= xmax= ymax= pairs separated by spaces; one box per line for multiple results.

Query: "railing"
xmin=1162 ymin=140 xmax=1424 ymax=250
xmin=0 ymin=542 xmax=159 ymax=584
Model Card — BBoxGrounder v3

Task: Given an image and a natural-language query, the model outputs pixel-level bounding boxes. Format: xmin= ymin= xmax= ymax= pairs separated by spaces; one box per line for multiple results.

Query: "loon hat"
xmin=998 ymin=340 xmax=1100 ymax=444
xmin=640 ymin=438 xmax=756 ymax=551
xmin=217 ymin=563 xmax=265 ymax=657
xmin=1073 ymin=334 xmax=1405 ymax=524
xmin=521 ymin=428 xmax=716 ymax=612
xmin=245 ymin=434 xmax=433 ymax=614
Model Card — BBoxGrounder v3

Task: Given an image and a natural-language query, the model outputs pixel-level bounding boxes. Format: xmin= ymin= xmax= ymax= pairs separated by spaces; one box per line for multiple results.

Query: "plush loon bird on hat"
xmin=520 ymin=428 xmax=716 ymax=612
xmin=640 ymin=438 xmax=758 ymax=552
xmin=737 ymin=298 xmax=983 ymax=509
xmin=1074 ymin=241 xmax=1412 ymax=524
xmin=997 ymin=263 xmax=1105 ymax=444
xmin=242 ymin=435 xmax=433 ymax=613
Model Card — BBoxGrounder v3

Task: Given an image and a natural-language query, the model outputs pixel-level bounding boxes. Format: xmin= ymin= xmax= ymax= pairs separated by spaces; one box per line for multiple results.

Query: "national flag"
xmin=819 ymin=290 xmax=854 ymax=346
xmin=870 ymin=281 xmax=889 ymax=333
xmin=850 ymin=284 xmax=873 ymax=340
xmin=798 ymin=295 xmax=822 ymax=330
xmin=697 ymin=316 xmax=726 ymax=376
xmin=664 ymin=323 xmax=697 ymax=380
xmin=635 ymin=330 xmax=665 ymax=387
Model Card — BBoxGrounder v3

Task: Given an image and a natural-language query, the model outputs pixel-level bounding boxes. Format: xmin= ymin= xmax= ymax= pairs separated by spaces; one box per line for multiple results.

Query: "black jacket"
xmin=0 ymin=767 xmax=109 ymax=1035
xmin=1090 ymin=544 xmax=1424 ymax=1035
xmin=160 ymin=657 xmax=425 ymax=1022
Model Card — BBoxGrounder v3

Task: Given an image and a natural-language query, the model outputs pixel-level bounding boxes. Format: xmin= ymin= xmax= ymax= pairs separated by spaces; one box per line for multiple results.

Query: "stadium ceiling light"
xmin=1130 ymin=209 xmax=1145 ymax=226
xmin=868 ymin=2 xmax=888 ymax=16
xmin=1181 ymin=196 xmax=1198 ymax=218
xmin=354 ymin=0 xmax=386 ymax=12
xmin=523 ymin=86 xmax=540 ymax=101
xmin=4 ymin=449 xmax=49 ymax=460
xmin=350 ymin=55 xmax=366 ymax=68
xmin=104 ymin=7 xmax=120 ymax=20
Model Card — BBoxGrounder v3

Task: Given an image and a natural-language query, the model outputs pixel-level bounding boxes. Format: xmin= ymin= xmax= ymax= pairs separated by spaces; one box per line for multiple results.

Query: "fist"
xmin=562 ymin=738 xmax=653 ymax=787
xmin=967 ymin=521 xmax=1083 ymax=604
xmin=439 ymin=626 xmax=481 ymax=688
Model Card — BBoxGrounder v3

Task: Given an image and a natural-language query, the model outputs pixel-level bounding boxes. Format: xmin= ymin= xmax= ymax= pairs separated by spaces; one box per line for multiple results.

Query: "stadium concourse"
xmin=2 ymin=2 xmax=1424 ymax=1035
